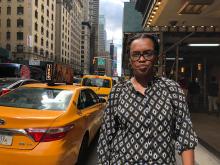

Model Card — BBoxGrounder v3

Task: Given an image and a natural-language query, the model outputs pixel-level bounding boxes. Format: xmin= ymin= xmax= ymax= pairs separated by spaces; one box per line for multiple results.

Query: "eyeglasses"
xmin=130 ymin=50 xmax=157 ymax=61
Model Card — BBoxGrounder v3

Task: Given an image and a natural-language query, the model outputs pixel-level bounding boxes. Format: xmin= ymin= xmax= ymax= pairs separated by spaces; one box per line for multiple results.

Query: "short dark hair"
xmin=128 ymin=33 xmax=160 ymax=55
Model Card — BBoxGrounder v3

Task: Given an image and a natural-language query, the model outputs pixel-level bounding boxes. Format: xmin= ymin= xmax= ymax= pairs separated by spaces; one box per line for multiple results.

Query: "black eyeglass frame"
xmin=130 ymin=50 xmax=158 ymax=61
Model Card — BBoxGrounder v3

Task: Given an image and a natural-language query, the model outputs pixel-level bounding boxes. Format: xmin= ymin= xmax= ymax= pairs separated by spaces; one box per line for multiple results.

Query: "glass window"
xmin=7 ymin=6 xmax=11 ymax=15
xmin=17 ymin=7 xmax=24 ymax=15
xmin=6 ymin=32 xmax=10 ymax=40
xmin=17 ymin=19 xmax=23 ymax=27
xmin=0 ymin=87 xmax=73 ymax=111
xmin=17 ymin=32 xmax=23 ymax=40
xmin=6 ymin=19 xmax=11 ymax=27
xmin=17 ymin=44 xmax=23 ymax=53
xmin=82 ymin=78 xmax=111 ymax=88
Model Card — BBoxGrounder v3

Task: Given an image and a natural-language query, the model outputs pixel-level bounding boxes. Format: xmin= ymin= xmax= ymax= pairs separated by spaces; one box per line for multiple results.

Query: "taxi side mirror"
xmin=99 ymin=97 xmax=106 ymax=103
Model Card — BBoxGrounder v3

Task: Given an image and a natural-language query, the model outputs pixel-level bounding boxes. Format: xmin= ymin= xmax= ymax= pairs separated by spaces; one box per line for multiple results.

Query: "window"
xmin=6 ymin=44 xmax=11 ymax=51
xmin=35 ymin=0 xmax=38 ymax=7
xmin=17 ymin=32 xmax=23 ymax=40
xmin=41 ymin=4 xmax=44 ymax=12
xmin=46 ymin=30 xmax=49 ymax=38
xmin=41 ymin=38 xmax=44 ymax=46
xmin=47 ymin=9 xmax=49 ymax=17
xmin=35 ymin=22 xmax=38 ymax=31
xmin=46 ymin=20 xmax=49 ymax=27
xmin=41 ymin=27 xmax=44 ymax=34
xmin=17 ymin=19 xmax=23 ymax=27
xmin=17 ymin=7 xmax=24 ymax=15
xmin=6 ymin=32 xmax=10 ymax=40
xmin=7 ymin=6 xmax=11 ymax=15
xmin=34 ymin=46 xmax=38 ymax=53
xmin=6 ymin=19 xmax=11 ymax=27
xmin=46 ymin=40 xmax=48 ymax=48
xmin=40 ymin=48 xmax=44 ymax=56
xmin=34 ymin=35 xmax=38 ymax=43
xmin=41 ymin=15 xmax=44 ymax=24
xmin=17 ymin=44 xmax=24 ymax=53
xmin=35 ymin=10 xmax=38 ymax=19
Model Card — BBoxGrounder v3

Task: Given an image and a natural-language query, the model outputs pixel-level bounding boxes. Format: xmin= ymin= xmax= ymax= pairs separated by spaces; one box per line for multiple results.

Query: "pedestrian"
xmin=188 ymin=79 xmax=200 ymax=111
xmin=97 ymin=33 xmax=198 ymax=165
xmin=208 ymin=76 xmax=219 ymax=114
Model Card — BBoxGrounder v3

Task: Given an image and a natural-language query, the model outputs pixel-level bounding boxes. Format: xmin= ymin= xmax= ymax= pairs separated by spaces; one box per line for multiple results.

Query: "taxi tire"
xmin=76 ymin=134 xmax=89 ymax=165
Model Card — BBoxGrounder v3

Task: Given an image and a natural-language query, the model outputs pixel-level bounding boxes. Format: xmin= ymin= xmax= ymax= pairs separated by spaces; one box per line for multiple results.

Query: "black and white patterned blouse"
xmin=97 ymin=77 xmax=198 ymax=165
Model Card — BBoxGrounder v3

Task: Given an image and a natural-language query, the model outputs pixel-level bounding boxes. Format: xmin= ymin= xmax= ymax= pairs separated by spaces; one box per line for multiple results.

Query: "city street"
xmin=85 ymin=134 xmax=220 ymax=165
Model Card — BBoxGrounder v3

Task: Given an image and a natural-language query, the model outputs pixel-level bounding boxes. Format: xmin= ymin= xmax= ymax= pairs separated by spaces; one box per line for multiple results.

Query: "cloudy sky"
xmin=99 ymin=0 xmax=129 ymax=76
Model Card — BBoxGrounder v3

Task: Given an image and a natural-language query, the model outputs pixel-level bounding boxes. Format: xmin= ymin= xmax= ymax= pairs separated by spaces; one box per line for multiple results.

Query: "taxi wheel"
xmin=76 ymin=134 xmax=89 ymax=165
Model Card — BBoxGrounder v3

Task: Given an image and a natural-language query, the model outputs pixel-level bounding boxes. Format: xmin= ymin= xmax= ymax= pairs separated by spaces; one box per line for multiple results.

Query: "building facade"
xmin=0 ymin=0 xmax=56 ymax=62
xmin=89 ymin=0 xmax=99 ymax=74
xmin=70 ymin=0 xmax=83 ymax=75
xmin=81 ymin=0 xmax=91 ymax=75
xmin=98 ymin=15 xmax=106 ymax=53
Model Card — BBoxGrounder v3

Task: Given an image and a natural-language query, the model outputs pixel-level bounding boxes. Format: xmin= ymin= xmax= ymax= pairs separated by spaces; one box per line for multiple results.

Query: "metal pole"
xmin=175 ymin=45 xmax=179 ymax=82
xmin=203 ymin=57 xmax=207 ymax=109
xmin=158 ymin=31 xmax=164 ymax=76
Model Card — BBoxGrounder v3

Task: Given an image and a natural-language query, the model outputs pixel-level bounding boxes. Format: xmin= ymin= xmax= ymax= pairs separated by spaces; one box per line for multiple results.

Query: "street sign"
xmin=98 ymin=58 xmax=105 ymax=66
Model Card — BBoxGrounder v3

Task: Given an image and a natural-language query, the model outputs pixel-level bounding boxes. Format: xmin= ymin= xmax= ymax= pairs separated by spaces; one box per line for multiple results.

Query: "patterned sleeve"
xmin=97 ymin=83 xmax=122 ymax=165
xmin=169 ymin=80 xmax=198 ymax=154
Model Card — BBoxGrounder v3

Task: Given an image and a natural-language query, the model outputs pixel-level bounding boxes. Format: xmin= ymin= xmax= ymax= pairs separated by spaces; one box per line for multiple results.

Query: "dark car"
xmin=0 ymin=78 xmax=40 ymax=96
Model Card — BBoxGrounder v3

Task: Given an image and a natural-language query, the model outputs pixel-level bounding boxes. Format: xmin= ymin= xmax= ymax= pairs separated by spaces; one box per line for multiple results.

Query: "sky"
xmin=99 ymin=0 xmax=130 ymax=76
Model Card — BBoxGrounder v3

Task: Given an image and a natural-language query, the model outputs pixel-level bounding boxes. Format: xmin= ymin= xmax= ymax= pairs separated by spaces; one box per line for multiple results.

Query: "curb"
xmin=199 ymin=137 xmax=220 ymax=159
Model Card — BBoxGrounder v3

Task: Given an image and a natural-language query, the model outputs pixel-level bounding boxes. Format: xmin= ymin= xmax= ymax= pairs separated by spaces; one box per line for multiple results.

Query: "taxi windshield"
xmin=0 ymin=87 xmax=73 ymax=111
xmin=82 ymin=78 xmax=111 ymax=88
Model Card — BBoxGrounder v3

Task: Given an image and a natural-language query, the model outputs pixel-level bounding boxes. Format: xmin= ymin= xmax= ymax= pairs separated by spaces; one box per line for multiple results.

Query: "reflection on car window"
xmin=82 ymin=78 xmax=110 ymax=88
xmin=0 ymin=87 xmax=73 ymax=111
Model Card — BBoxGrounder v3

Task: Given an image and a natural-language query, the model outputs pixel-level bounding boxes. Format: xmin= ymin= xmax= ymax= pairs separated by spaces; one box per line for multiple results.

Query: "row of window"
xmin=35 ymin=10 xmax=54 ymax=21
xmin=3 ymin=18 xmax=23 ymax=28
xmin=0 ymin=6 xmax=24 ymax=15
xmin=5 ymin=31 xmax=54 ymax=49
xmin=35 ymin=0 xmax=54 ymax=11
xmin=5 ymin=43 xmax=53 ymax=57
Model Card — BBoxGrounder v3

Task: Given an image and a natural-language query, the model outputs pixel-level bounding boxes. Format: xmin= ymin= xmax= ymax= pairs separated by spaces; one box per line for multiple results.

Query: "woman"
xmin=97 ymin=33 xmax=198 ymax=165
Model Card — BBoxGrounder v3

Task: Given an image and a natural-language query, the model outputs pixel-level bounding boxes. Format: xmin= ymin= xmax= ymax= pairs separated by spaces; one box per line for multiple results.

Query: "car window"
xmin=82 ymin=78 xmax=111 ymax=88
xmin=0 ymin=87 xmax=73 ymax=111
xmin=77 ymin=89 xmax=98 ymax=109
xmin=87 ymin=89 xmax=99 ymax=104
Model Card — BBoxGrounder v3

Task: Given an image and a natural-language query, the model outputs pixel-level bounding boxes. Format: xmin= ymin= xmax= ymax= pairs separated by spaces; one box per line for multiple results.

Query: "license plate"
xmin=0 ymin=134 xmax=13 ymax=146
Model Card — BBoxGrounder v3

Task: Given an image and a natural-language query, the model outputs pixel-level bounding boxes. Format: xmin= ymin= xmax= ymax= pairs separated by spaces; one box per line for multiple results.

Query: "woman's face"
xmin=130 ymin=38 xmax=158 ymax=78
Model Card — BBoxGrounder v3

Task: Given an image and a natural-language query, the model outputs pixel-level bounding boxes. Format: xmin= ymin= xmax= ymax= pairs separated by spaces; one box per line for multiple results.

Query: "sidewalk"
xmin=191 ymin=112 xmax=220 ymax=158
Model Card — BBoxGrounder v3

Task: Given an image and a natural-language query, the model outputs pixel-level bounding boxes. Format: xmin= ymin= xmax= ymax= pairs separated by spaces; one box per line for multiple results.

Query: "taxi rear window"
xmin=82 ymin=78 xmax=111 ymax=88
xmin=0 ymin=87 xmax=73 ymax=111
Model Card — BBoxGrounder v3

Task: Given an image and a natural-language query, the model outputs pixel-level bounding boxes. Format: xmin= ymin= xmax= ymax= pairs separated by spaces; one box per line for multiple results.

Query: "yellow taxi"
xmin=0 ymin=83 xmax=105 ymax=165
xmin=81 ymin=75 xmax=113 ymax=99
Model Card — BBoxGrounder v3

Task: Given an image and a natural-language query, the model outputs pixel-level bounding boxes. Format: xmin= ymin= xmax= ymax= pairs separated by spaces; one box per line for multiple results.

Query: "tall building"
xmin=0 ymin=0 xmax=56 ymax=62
xmin=81 ymin=0 xmax=91 ymax=75
xmin=55 ymin=0 xmax=72 ymax=64
xmin=70 ymin=0 xmax=83 ymax=75
xmin=89 ymin=0 xmax=99 ymax=74
xmin=98 ymin=15 xmax=106 ymax=54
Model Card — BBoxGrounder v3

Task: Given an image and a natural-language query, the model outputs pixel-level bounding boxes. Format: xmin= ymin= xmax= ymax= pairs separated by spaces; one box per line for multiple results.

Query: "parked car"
xmin=0 ymin=78 xmax=40 ymax=96
xmin=0 ymin=83 xmax=105 ymax=165
xmin=81 ymin=75 xmax=113 ymax=99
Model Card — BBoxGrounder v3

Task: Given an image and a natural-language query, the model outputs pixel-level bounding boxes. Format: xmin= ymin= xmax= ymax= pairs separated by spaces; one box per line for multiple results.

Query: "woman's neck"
xmin=133 ymin=74 xmax=153 ymax=88
xmin=131 ymin=75 xmax=153 ymax=95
